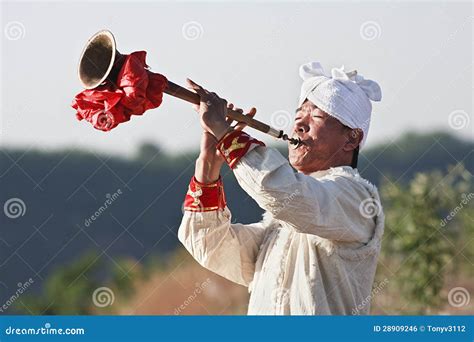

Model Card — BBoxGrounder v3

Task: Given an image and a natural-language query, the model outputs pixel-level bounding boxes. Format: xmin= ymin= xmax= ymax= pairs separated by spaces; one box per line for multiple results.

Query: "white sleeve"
xmin=178 ymin=207 xmax=265 ymax=287
xmin=232 ymin=145 xmax=374 ymax=243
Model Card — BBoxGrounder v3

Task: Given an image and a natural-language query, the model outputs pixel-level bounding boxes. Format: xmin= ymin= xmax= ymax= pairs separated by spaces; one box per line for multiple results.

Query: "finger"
xmin=234 ymin=122 xmax=247 ymax=131
xmin=235 ymin=109 xmax=257 ymax=131
xmin=247 ymin=107 xmax=257 ymax=116
xmin=186 ymin=78 xmax=208 ymax=97
xmin=226 ymin=103 xmax=243 ymax=127
xmin=224 ymin=103 xmax=234 ymax=125
xmin=227 ymin=104 xmax=244 ymax=122
xmin=234 ymin=114 xmax=254 ymax=131
xmin=228 ymin=107 xmax=244 ymax=128
xmin=186 ymin=78 xmax=201 ymax=90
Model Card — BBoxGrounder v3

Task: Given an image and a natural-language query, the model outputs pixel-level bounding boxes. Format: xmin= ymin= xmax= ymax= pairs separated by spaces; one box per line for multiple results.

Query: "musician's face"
xmin=289 ymin=100 xmax=353 ymax=174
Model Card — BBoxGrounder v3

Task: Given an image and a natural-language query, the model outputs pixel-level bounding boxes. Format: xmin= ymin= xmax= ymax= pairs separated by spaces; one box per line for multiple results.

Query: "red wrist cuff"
xmin=216 ymin=130 xmax=265 ymax=169
xmin=184 ymin=176 xmax=227 ymax=212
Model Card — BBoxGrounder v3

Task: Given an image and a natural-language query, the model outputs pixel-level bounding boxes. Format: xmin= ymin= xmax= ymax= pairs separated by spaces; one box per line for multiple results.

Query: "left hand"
xmin=193 ymin=100 xmax=257 ymax=184
xmin=199 ymin=103 xmax=257 ymax=162
xmin=186 ymin=78 xmax=231 ymax=140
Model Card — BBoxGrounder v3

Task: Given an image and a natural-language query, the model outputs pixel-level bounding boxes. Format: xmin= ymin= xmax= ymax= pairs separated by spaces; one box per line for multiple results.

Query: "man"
xmin=178 ymin=61 xmax=384 ymax=315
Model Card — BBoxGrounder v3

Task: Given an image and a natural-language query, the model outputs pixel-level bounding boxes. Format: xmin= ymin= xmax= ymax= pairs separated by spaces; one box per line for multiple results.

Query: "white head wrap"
xmin=298 ymin=61 xmax=382 ymax=148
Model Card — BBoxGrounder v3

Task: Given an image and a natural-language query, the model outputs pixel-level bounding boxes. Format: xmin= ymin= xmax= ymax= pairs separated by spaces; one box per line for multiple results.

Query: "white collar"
xmin=309 ymin=166 xmax=359 ymax=179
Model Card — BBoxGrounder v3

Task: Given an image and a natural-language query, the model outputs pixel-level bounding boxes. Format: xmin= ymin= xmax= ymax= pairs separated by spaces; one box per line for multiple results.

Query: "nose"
xmin=294 ymin=119 xmax=309 ymax=135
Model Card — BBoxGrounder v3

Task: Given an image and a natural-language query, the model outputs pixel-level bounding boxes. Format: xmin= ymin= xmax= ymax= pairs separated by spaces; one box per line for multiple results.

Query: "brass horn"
xmin=77 ymin=30 xmax=300 ymax=145
xmin=78 ymin=30 xmax=124 ymax=89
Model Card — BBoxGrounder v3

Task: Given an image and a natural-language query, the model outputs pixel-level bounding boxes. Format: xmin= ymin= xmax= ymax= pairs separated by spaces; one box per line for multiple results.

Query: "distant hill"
xmin=357 ymin=131 xmax=473 ymax=184
xmin=0 ymin=131 xmax=472 ymax=312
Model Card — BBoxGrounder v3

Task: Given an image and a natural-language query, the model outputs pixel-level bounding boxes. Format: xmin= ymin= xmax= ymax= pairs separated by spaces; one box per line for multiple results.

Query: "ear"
xmin=343 ymin=129 xmax=363 ymax=152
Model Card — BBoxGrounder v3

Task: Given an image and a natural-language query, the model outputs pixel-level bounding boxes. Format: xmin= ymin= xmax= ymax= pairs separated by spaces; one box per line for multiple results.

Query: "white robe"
xmin=178 ymin=146 xmax=385 ymax=315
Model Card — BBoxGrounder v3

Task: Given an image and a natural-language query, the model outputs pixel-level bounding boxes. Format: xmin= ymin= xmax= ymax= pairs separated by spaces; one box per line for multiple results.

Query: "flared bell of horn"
xmin=78 ymin=30 xmax=124 ymax=89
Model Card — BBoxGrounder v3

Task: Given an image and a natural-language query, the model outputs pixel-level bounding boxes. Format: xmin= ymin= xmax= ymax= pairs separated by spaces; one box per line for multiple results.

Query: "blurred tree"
xmin=135 ymin=142 xmax=163 ymax=163
xmin=14 ymin=252 xmax=140 ymax=315
xmin=15 ymin=252 xmax=102 ymax=314
xmin=381 ymin=163 xmax=472 ymax=313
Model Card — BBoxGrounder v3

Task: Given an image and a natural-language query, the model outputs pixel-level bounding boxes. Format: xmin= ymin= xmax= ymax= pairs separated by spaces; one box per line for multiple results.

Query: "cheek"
xmin=313 ymin=122 xmax=342 ymax=143
xmin=309 ymin=124 xmax=345 ymax=151
xmin=307 ymin=123 xmax=329 ymax=145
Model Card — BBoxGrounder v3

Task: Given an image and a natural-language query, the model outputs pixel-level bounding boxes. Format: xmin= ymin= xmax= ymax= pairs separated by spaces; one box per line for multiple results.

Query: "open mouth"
xmin=290 ymin=135 xmax=306 ymax=150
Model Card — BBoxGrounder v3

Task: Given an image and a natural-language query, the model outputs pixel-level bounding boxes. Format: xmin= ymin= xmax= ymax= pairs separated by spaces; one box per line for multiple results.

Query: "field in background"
xmin=1 ymin=131 xmax=473 ymax=315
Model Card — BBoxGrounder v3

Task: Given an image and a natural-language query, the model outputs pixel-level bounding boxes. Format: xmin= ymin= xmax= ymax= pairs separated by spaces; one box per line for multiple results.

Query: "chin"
xmin=289 ymin=156 xmax=307 ymax=173
xmin=289 ymin=147 xmax=307 ymax=163
xmin=290 ymin=153 xmax=324 ymax=174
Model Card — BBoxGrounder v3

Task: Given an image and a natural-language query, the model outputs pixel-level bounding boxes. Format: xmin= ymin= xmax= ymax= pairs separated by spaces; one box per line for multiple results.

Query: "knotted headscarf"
xmin=298 ymin=61 xmax=382 ymax=148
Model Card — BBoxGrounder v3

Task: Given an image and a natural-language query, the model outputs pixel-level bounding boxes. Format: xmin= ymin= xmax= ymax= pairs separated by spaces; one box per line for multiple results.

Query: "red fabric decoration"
xmin=216 ymin=130 xmax=265 ymax=169
xmin=72 ymin=51 xmax=168 ymax=131
xmin=184 ymin=176 xmax=227 ymax=212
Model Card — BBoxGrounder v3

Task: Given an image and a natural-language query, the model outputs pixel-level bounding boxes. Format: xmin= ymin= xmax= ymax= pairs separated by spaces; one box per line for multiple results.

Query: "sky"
xmin=1 ymin=1 xmax=472 ymax=157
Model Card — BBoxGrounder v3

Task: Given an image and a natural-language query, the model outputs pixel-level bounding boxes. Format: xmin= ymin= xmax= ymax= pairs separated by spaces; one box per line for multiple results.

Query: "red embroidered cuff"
xmin=216 ymin=130 xmax=265 ymax=169
xmin=184 ymin=176 xmax=227 ymax=212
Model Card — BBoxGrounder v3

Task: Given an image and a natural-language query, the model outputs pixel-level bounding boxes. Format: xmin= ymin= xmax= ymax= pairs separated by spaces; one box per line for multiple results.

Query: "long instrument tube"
xmin=164 ymin=81 xmax=300 ymax=145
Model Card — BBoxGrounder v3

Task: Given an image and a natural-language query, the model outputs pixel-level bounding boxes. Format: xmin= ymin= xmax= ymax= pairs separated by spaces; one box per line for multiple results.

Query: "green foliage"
xmin=109 ymin=258 xmax=143 ymax=300
xmin=381 ymin=163 xmax=473 ymax=313
xmin=14 ymin=252 xmax=144 ymax=315
xmin=15 ymin=252 xmax=102 ymax=314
